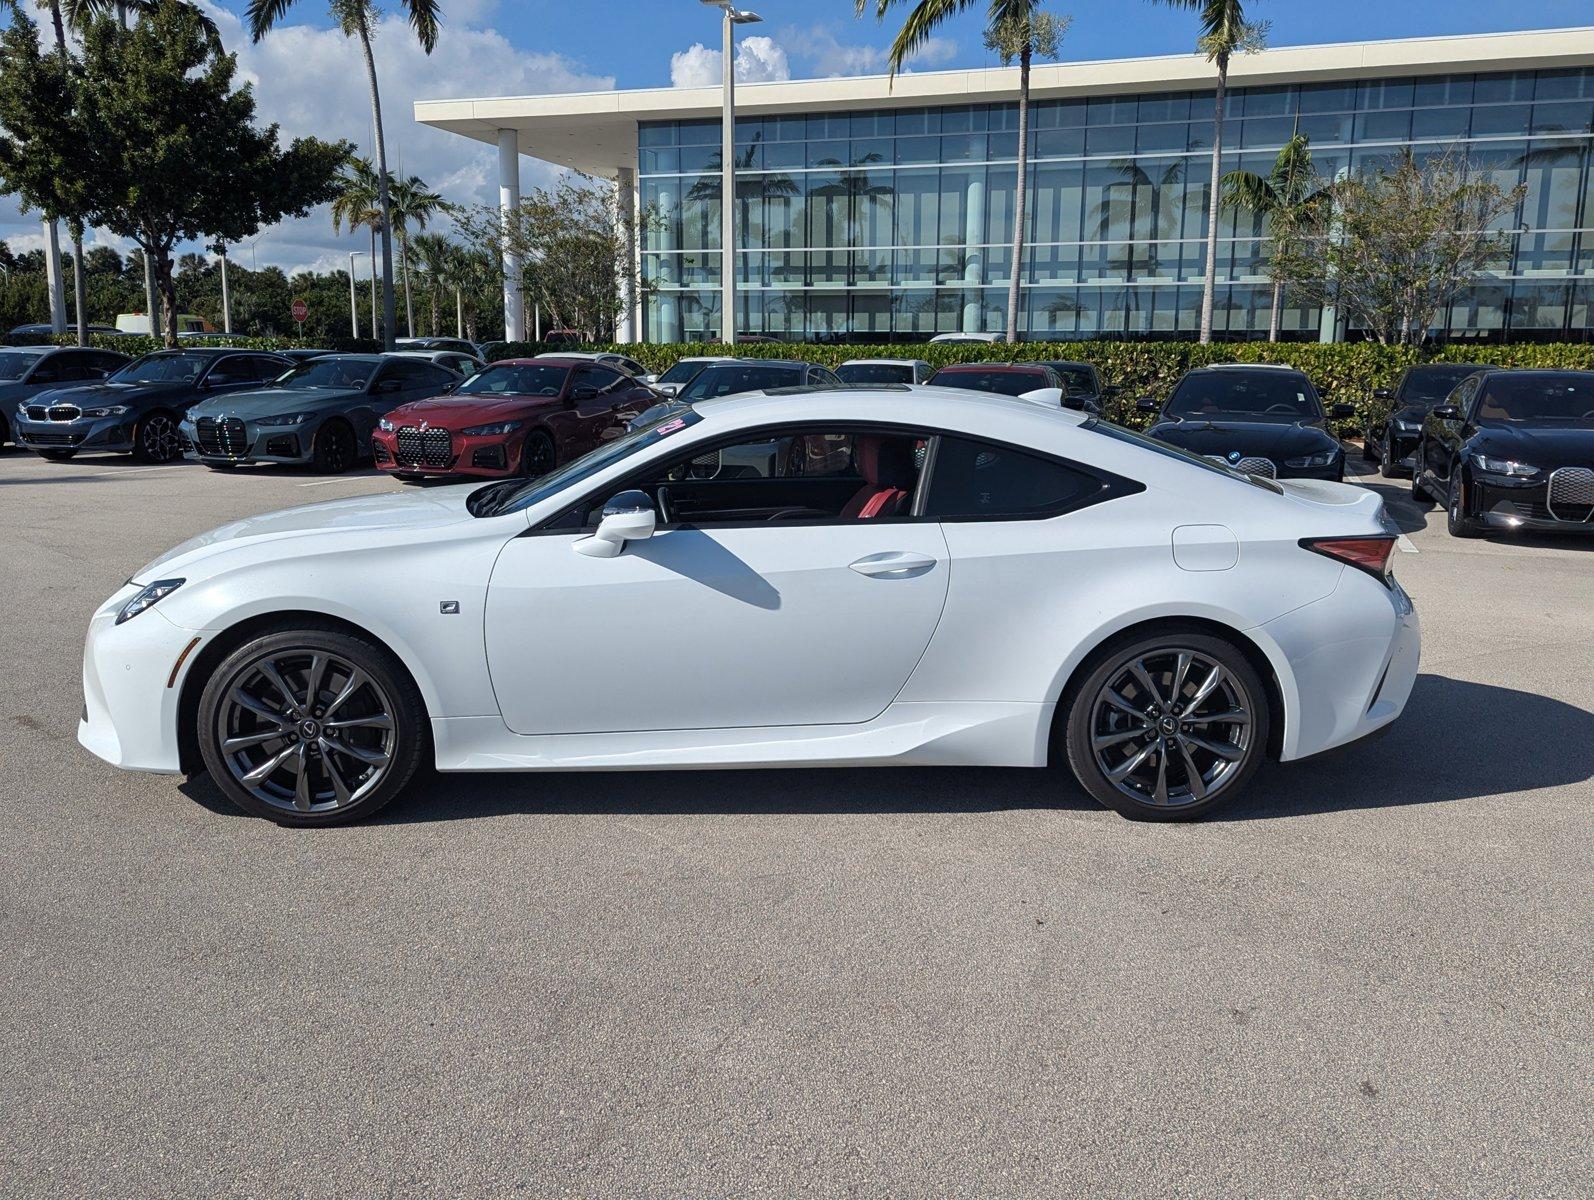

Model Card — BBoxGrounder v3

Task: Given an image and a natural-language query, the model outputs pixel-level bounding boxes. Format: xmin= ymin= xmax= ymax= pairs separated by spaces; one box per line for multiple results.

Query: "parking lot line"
xmin=1397 ymin=534 xmax=1419 ymax=554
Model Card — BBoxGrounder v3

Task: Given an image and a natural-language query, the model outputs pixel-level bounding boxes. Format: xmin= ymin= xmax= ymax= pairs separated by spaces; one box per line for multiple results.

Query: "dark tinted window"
xmin=459 ymin=363 xmax=568 ymax=395
xmin=925 ymin=437 xmax=1099 ymax=519
xmin=838 ymin=362 xmax=915 ymax=384
xmin=679 ymin=363 xmax=804 ymax=400
xmin=1038 ymin=364 xmax=1098 ymax=394
xmin=1397 ymin=366 xmax=1479 ymax=405
xmin=930 ymin=368 xmax=1052 ymax=397
xmin=1474 ymin=374 xmax=1594 ymax=422
xmin=112 ymin=353 xmax=211 ymax=383
xmin=38 ymin=351 xmax=101 ymax=382
xmin=207 ymin=355 xmax=267 ymax=385
xmin=576 ymin=365 xmax=626 ymax=391
xmin=1164 ymin=371 xmax=1321 ymax=419
xmin=0 ymin=350 xmax=45 ymax=381
xmin=276 ymin=357 xmax=376 ymax=389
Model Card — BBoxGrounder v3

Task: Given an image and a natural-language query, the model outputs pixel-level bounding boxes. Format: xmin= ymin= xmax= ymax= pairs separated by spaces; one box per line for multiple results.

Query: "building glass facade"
xmin=638 ymin=66 xmax=1594 ymax=343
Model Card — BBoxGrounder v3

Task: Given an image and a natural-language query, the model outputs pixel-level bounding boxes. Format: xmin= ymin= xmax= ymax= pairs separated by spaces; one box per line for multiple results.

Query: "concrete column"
xmin=656 ymin=188 xmax=680 ymax=342
xmin=617 ymin=166 xmax=638 ymax=344
xmin=497 ymin=128 xmax=526 ymax=342
xmin=961 ymin=173 xmax=986 ymax=335
xmin=42 ymin=218 xmax=66 ymax=334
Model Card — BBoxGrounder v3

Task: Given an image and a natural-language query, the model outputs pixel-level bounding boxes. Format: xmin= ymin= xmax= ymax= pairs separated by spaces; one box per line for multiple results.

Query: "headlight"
xmin=378 ymin=418 xmax=396 ymax=432
xmin=14 ymin=403 xmax=26 ymax=419
xmin=461 ymin=419 xmax=524 ymax=437
xmin=1285 ymin=450 xmax=1338 ymax=468
xmin=82 ymin=405 xmax=130 ymax=418
xmin=1470 ymin=454 xmax=1540 ymax=478
xmin=116 ymin=578 xmax=184 ymax=625
xmin=1393 ymin=418 xmax=1421 ymax=432
xmin=257 ymin=412 xmax=312 ymax=427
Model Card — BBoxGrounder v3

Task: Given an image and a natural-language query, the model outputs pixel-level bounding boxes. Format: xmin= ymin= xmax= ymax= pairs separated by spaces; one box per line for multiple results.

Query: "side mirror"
xmin=1373 ymin=388 xmax=1394 ymax=400
xmin=642 ymin=374 xmax=658 ymax=385
xmin=1061 ymin=394 xmax=1086 ymax=411
xmin=1101 ymin=384 xmax=1122 ymax=399
xmin=1136 ymin=397 xmax=1161 ymax=415
xmin=574 ymin=490 xmax=656 ymax=558
xmin=1432 ymin=404 xmax=1461 ymax=421
xmin=656 ymin=382 xmax=680 ymax=397
xmin=1330 ymin=403 xmax=1356 ymax=419
xmin=569 ymin=383 xmax=598 ymax=401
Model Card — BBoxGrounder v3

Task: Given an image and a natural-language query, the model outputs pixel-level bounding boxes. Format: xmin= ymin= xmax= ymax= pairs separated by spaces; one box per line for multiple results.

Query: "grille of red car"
xmin=395 ymin=425 xmax=452 ymax=467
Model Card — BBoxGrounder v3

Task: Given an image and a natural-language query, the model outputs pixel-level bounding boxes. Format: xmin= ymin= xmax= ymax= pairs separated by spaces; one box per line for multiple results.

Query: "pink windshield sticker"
xmin=655 ymin=417 xmax=687 ymax=436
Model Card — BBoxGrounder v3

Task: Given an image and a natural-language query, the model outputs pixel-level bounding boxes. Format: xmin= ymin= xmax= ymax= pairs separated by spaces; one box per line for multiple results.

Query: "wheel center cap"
xmin=299 ymin=719 xmax=321 ymax=739
xmin=1158 ymin=715 xmax=1179 ymax=736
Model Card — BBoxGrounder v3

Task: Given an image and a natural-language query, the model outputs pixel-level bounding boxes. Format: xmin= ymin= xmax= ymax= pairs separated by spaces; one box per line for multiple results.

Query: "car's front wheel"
xmin=1379 ymin=432 xmax=1400 ymax=478
xmin=1063 ymin=630 xmax=1269 ymax=821
xmin=1446 ymin=471 xmax=1482 ymax=539
xmin=520 ymin=429 xmax=556 ymax=477
xmin=310 ymin=420 xmax=355 ymax=474
xmin=132 ymin=409 xmax=182 ymax=463
xmin=197 ymin=625 xmax=428 ymax=825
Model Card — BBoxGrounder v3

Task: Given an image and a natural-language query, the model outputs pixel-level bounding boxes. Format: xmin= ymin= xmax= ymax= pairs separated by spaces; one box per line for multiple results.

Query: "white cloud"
xmin=782 ymin=25 xmax=957 ymax=77
xmin=670 ymin=34 xmax=791 ymax=88
xmin=0 ymin=1 xmax=614 ymax=276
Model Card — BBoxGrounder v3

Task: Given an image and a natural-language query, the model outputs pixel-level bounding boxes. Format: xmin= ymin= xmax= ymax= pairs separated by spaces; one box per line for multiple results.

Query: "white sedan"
xmin=80 ymin=388 xmax=1419 ymax=826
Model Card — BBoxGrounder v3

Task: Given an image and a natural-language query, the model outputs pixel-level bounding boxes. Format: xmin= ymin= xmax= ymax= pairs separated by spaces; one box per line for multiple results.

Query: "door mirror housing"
xmin=1373 ymin=387 xmax=1394 ymax=400
xmin=1101 ymin=384 xmax=1122 ymax=399
xmin=1330 ymin=403 xmax=1356 ymax=419
xmin=574 ymin=490 xmax=656 ymax=558
xmin=1432 ymin=404 xmax=1461 ymax=421
xmin=1135 ymin=396 xmax=1161 ymax=415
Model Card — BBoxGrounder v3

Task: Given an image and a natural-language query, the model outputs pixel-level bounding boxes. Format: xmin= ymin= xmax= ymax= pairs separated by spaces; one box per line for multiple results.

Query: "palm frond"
xmin=403 ymin=0 xmax=440 ymax=53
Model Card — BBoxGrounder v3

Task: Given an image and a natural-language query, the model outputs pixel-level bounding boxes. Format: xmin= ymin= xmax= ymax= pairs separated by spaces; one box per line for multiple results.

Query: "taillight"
xmin=1299 ymin=535 xmax=1397 ymax=585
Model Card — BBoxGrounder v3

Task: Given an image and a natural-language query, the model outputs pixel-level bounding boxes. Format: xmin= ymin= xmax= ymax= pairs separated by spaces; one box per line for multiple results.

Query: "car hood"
xmin=1150 ymin=417 xmax=1336 ymax=460
xmin=1469 ymin=421 xmax=1594 ymax=470
xmin=36 ymin=380 xmax=189 ymax=407
xmin=187 ymin=385 xmax=360 ymax=420
xmin=384 ymin=394 xmax=552 ymax=427
xmin=133 ymin=486 xmax=481 ymax=582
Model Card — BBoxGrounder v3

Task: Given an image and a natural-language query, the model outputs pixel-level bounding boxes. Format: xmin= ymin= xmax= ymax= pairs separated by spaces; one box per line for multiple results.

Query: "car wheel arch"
xmin=1045 ymin=614 xmax=1289 ymax=769
xmin=174 ymin=609 xmax=433 ymax=774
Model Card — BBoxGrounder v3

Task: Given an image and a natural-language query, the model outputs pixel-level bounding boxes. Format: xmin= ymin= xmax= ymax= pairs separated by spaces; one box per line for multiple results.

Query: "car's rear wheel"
xmin=132 ymin=409 xmax=182 ymax=463
xmin=197 ymin=626 xmax=427 ymax=826
xmin=520 ymin=430 xmax=556 ymax=477
xmin=1063 ymin=630 xmax=1269 ymax=821
xmin=311 ymin=419 xmax=355 ymax=474
xmin=1446 ymin=471 xmax=1482 ymax=538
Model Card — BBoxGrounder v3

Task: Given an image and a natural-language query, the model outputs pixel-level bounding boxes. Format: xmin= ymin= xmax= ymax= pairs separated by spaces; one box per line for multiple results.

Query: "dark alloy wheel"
xmin=311 ymin=420 xmax=355 ymax=474
xmin=1379 ymin=431 xmax=1400 ymax=479
xmin=197 ymin=626 xmax=427 ymax=825
xmin=520 ymin=430 xmax=556 ymax=478
xmin=132 ymin=410 xmax=183 ymax=463
xmin=1446 ymin=470 xmax=1481 ymax=538
xmin=1409 ymin=444 xmax=1432 ymax=505
xmin=1064 ymin=631 xmax=1269 ymax=821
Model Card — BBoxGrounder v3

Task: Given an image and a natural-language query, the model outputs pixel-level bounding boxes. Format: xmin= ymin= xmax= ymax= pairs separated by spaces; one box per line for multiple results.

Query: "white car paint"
xmin=81 ymin=387 xmax=1419 ymax=800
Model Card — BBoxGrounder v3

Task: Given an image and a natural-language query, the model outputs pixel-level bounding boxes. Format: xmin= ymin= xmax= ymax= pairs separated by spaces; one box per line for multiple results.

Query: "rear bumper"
xmin=1261 ymin=570 xmax=1420 ymax=762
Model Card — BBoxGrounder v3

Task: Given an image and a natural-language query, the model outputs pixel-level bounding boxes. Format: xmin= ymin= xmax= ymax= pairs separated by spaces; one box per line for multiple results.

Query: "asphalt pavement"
xmin=1 ymin=445 xmax=1590 ymax=1197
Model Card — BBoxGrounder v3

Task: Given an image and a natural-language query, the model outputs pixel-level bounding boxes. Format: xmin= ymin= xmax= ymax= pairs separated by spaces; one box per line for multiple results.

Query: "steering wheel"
xmin=1265 ymin=403 xmax=1298 ymax=414
xmin=654 ymin=486 xmax=673 ymax=525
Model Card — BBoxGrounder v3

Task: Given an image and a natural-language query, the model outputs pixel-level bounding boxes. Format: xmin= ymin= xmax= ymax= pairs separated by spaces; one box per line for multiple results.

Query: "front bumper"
xmin=1386 ymin=429 xmax=1421 ymax=469
xmin=14 ymin=413 xmax=136 ymax=453
xmin=1471 ymin=472 xmax=1594 ymax=534
xmin=371 ymin=426 xmax=522 ymax=478
xmin=180 ymin=416 xmax=313 ymax=465
xmin=78 ymin=586 xmax=205 ymax=774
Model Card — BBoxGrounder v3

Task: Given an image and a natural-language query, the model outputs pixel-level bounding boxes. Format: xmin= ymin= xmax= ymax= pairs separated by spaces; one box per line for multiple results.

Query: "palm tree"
xmin=247 ymin=0 xmax=442 ymax=350
xmin=410 ymin=231 xmax=458 ymax=335
xmin=386 ymin=173 xmax=449 ymax=337
xmin=861 ymin=0 xmax=1065 ymax=344
xmin=1220 ymin=132 xmax=1326 ymax=341
xmin=330 ymin=157 xmax=382 ymax=331
xmin=1151 ymin=0 xmax=1267 ymax=343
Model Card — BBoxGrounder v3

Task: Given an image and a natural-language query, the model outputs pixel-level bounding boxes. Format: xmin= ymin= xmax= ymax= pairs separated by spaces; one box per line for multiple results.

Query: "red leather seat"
xmin=842 ymin=436 xmax=915 ymax=520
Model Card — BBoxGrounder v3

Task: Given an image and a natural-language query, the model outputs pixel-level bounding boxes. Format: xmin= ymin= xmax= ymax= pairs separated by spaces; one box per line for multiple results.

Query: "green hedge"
xmin=485 ymin=338 xmax=1594 ymax=432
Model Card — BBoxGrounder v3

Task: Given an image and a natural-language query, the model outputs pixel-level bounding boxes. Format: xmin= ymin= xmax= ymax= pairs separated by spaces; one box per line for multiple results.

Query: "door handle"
xmin=849 ymin=551 xmax=937 ymax=578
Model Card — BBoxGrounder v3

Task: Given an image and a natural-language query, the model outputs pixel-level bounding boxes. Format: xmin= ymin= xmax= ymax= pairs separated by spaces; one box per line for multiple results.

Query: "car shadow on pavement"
xmin=176 ymin=673 xmax=1592 ymax=825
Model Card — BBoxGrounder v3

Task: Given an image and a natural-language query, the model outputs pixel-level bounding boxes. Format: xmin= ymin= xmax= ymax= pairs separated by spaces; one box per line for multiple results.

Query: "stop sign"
xmin=291 ymin=298 xmax=309 ymax=323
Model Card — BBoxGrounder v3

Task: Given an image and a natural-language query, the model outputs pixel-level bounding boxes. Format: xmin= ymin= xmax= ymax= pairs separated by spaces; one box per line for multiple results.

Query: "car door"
xmin=483 ymin=422 xmax=950 ymax=736
xmin=1426 ymin=376 xmax=1476 ymax=485
xmin=567 ymin=365 xmax=633 ymax=453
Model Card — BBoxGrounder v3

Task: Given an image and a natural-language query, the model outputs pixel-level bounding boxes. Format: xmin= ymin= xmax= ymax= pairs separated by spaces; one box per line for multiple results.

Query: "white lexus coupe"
xmin=81 ymin=387 xmax=1419 ymax=826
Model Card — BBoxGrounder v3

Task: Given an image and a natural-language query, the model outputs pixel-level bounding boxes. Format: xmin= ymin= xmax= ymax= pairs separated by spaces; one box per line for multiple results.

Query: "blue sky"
xmin=4 ymin=0 xmax=1589 ymax=281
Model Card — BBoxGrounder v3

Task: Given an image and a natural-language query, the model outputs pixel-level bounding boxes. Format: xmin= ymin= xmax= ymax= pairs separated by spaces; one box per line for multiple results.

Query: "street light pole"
xmin=216 ymin=243 xmax=232 ymax=335
xmin=701 ymin=0 xmax=760 ymax=346
xmin=348 ymin=250 xmax=361 ymax=340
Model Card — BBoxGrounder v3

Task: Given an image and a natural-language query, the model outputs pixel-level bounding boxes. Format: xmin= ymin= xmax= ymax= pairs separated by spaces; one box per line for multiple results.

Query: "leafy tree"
xmin=387 ymin=172 xmax=450 ymax=337
xmin=6 ymin=2 xmax=353 ymax=344
xmin=1219 ymin=133 xmax=1327 ymax=342
xmin=83 ymin=245 xmax=124 ymax=275
xmin=1151 ymin=0 xmax=1267 ymax=343
xmin=247 ymin=0 xmax=443 ymax=350
xmin=860 ymin=0 xmax=1067 ymax=343
xmin=331 ymin=156 xmax=382 ymax=330
xmin=1279 ymin=148 xmax=1527 ymax=346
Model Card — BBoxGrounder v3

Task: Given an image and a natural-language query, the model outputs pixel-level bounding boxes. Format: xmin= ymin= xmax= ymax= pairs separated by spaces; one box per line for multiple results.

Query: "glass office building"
xmin=418 ymin=29 xmax=1594 ymax=343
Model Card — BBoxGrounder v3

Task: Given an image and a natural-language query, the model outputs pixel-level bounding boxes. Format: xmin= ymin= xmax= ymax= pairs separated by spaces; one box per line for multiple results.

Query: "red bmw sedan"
xmin=372 ymin=356 xmax=655 ymax=481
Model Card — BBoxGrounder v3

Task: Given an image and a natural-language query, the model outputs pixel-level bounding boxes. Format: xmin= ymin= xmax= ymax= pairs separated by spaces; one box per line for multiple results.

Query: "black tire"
xmin=132 ymin=408 xmax=183 ymax=463
xmin=310 ymin=419 xmax=355 ymax=474
xmin=1446 ymin=470 xmax=1482 ymax=539
xmin=0 ymin=413 xmax=10 ymax=449
xmin=1409 ymin=445 xmax=1432 ymax=504
xmin=1361 ymin=431 xmax=1378 ymax=463
xmin=197 ymin=624 xmax=428 ymax=826
xmin=37 ymin=448 xmax=76 ymax=461
xmin=1062 ymin=628 xmax=1270 ymax=822
xmin=520 ymin=429 xmax=556 ymax=477
xmin=1379 ymin=432 xmax=1400 ymax=479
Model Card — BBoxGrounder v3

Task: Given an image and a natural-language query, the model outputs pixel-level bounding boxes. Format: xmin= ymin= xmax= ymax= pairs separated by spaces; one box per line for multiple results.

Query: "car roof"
xmin=1029 ymin=359 xmax=1094 ymax=369
xmin=934 ymin=360 xmax=1050 ymax=371
xmin=697 ymin=358 xmax=810 ymax=369
xmin=1202 ymin=362 xmax=1304 ymax=373
xmin=496 ymin=356 xmax=580 ymax=367
xmin=840 ymin=358 xmax=929 ymax=367
xmin=145 ymin=346 xmax=251 ymax=357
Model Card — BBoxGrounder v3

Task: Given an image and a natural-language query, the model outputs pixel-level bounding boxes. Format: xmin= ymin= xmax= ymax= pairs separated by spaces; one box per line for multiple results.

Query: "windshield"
xmin=471 ymin=408 xmax=704 ymax=517
xmin=273 ymin=358 xmax=375 ymax=390
xmin=111 ymin=353 xmax=211 ymax=384
xmin=1164 ymin=372 xmax=1321 ymax=420
xmin=679 ymin=364 xmax=802 ymax=400
xmin=1399 ymin=366 xmax=1478 ymax=405
xmin=657 ymin=360 xmax=714 ymax=386
xmin=1083 ymin=418 xmax=1283 ymax=494
xmin=0 ymin=350 xmax=45 ymax=381
xmin=838 ymin=362 xmax=913 ymax=384
xmin=1044 ymin=365 xmax=1097 ymax=395
xmin=457 ymin=363 xmax=568 ymax=396
xmin=930 ymin=369 xmax=1049 ymax=397
xmin=1475 ymin=374 xmax=1594 ymax=422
